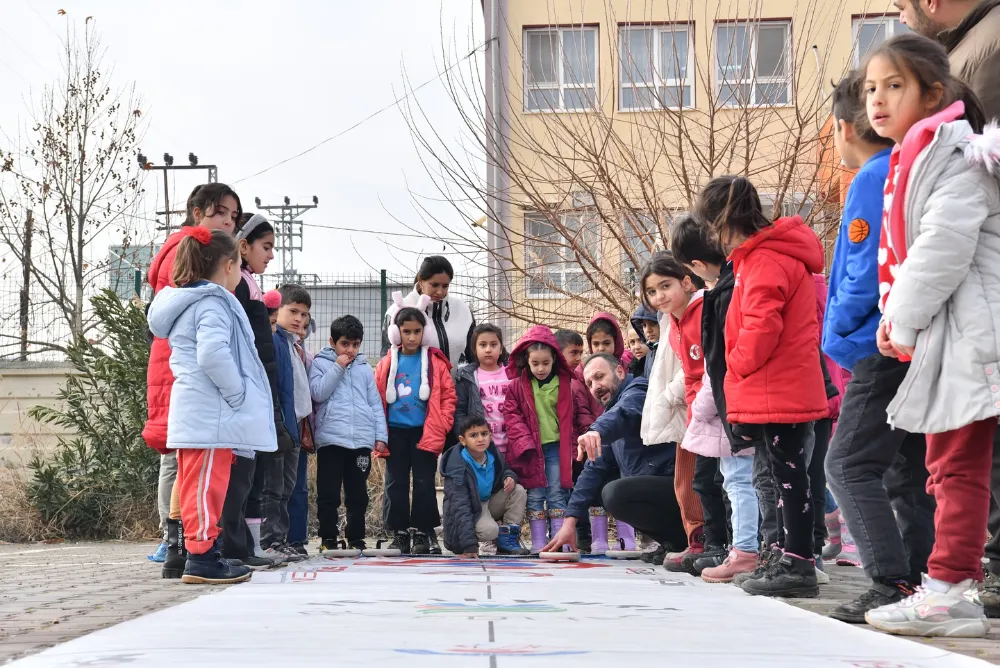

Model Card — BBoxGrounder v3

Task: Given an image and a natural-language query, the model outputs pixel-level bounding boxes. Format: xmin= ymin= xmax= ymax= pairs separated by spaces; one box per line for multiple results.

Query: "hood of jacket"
xmin=506 ymin=326 xmax=571 ymax=380
xmin=630 ymin=304 xmax=659 ymax=344
xmin=148 ymin=282 xmax=233 ymax=338
xmin=587 ymin=312 xmax=626 ymax=358
xmin=940 ymin=0 xmax=1000 ymax=51
xmin=147 ymin=231 xmax=185 ymax=291
xmin=730 ymin=216 xmax=825 ymax=275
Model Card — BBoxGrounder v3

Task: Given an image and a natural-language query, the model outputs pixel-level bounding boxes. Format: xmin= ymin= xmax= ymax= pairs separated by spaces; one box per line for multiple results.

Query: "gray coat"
xmin=884 ymin=120 xmax=1000 ymax=433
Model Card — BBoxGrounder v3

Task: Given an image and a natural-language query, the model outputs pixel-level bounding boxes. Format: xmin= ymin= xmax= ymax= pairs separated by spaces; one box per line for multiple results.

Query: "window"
xmin=618 ymin=24 xmax=694 ymax=110
xmin=715 ymin=21 xmax=792 ymax=107
xmin=524 ymin=27 xmax=598 ymax=112
xmin=620 ymin=212 xmax=661 ymax=280
xmin=853 ymin=16 xmax=909 ymax=66
xmin=524 ymin=213 xmax=601 ymax=296
xmin=762 ymin=194 xmax=813 ymax=221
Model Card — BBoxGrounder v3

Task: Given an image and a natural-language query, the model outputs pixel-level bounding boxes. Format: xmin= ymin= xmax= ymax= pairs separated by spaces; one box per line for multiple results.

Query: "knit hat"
xmin=384 ymin=291 xmax=432 ymax=404
xmin=263 ymin=290 xmax=282 ymax=312
xmin=237 ymin=213 xmax=271 ymax=242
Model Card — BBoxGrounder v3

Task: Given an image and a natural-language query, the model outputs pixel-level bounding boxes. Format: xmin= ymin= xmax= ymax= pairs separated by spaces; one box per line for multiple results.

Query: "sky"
xmin=0 ymin=0 xmax=486 ymax=277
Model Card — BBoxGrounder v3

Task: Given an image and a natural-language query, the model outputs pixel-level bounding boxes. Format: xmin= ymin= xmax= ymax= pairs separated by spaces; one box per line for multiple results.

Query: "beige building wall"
xmin=490 ymin=0 xmax=902 ymax=331
xmin=0 ymin=363 xmax=74 ymax=471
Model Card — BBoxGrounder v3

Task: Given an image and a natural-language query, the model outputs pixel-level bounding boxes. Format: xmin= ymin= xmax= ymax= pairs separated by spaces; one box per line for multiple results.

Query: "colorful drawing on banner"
xmin=418 ymin=602 xmax=565 ymax=614
xmin=354 ymin=558 xmax=607 ymax=570
xmin=396 ymin=644 xmax=589 ymax=657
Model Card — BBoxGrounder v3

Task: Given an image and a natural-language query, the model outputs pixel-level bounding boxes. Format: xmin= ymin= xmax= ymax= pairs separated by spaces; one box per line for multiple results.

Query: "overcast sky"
xmin=0 ymin=0 xmax=485 ymax=277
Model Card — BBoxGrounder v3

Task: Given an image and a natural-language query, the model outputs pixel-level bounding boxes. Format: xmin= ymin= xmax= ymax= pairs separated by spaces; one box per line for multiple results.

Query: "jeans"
xmin=825 ymin=488 xmax=838 ymax=514
xmin=156 ymin=452 xmax=177 ymax=536
xmin=720 ymin=456 xmax=758 ymax=552
xmin=752 ymin=445 xmax=780 ymax=547
xmin=287 ymin=449 xmax=310 ymax=545
xmin=220 ymin=454 xmax=256 ymax=559
xmin=602 ymin=475 xmax=687 ymax=552
xmin=826 ymin=353 xmax=936 ymax=582
xmin=383 ymin=426 xmax=440 ymax=533
xmin=693 ymin=455 xmax=728 ymax=549
xmin=317 ymin=445 xmax=372 ymax=542
xmin=260 ymin=446 xmax=300 ymax=548
xmin=526 ymin=443 xmax=570 ymax=517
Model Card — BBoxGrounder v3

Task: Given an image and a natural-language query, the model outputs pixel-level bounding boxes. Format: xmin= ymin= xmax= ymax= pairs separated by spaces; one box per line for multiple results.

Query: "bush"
xmin=27 ymin=290 xmax=159 ymax=539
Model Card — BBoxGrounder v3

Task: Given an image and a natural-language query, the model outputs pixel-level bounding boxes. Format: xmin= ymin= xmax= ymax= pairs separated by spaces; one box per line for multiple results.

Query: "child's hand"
xmin=336 ymin=354 xmax=353 ymax=368
xmin=374 ymin=441 xmax=388 ymax=455
xmin=503 ymin=476 xmax=515 ymax=493
xmin=877 ymin=321 xmax=899 ymax=358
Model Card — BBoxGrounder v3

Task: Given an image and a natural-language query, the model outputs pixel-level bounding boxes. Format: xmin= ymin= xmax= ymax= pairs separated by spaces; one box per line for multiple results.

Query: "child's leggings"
xmin=526 ymin=442 xmax=569 ymax=519
xmin=177 ymin=448 xmax=234 ymax=555
xmin=383 ymin=426 xmax=440 ymax=533
xmin=719 ymin=454 xmax=758 ymax=553
xmin=924 ymin=417 xmax=997 ymax=583
xmin=673 ymin=447 xmax=705 ymax=544
xmin=762 ymin=423 xmax=812 ymax=559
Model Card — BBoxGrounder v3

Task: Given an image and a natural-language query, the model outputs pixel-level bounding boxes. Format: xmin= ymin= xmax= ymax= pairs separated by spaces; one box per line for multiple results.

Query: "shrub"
xmin=27 ymin=290 xmax=159 ymax=539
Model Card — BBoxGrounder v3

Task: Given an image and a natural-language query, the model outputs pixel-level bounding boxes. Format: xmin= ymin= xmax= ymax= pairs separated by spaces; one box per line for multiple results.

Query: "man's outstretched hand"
xmin=540 ymin=516 xmax=578 ymax=553
xmin=577 ymin=431 xmax=602 ymax=461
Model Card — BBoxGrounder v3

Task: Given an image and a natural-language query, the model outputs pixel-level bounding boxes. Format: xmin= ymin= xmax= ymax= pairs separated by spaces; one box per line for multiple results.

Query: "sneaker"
xmin=387 ymin=530 xmax=411 ymax=554
xmin=319 ymin=538 xmax=341 ymax=552
xmin=692 ymin=546 xmax=729 ymax=575
xmin=182 ymin=549 xmax=252 ymax=584
xmin=290 ymin=543 xmax=308 ymax=557
xmin=814 ymin=566 xmax=831 ymax=585
xmin=865 ymin=575 xmax=990 ymax=638
xmin=640 ymin=544 xmax=668 ymax=565
xmin=272 ymin=543 xmax=306 ymax=562
xmin=702 ymin=548 xmax=758 ymax=584
xmin=732 ymin=546 xmax=779 ymax=587
xmin=835 ymin=516 xmax=861 ymax=567
xmin=829 ymin=580 xmax=914 ymax=624
xmin=497 ymin=524 xmax=530 ymax=556
xmin=822 ymin=508 xmax=843 ymax=560
xmin=980 ymin=568 xmax=1000 ymax=619
xmin=348 ymin=539 xmax=367 ymax=551
xmin=427 ymin=534 xmax=442 ymax=555
xmin=241 ymin=555 xmax=275 ymax=569
xmin=147 ymin=542 xmax=167 ymax=563
xmin=263 ymin=545 xmax=292 ymax=564
xmin=479 ymin=540 xmax=497 ymax=556
xmin=411 ymin=531 xmax=430 ymax=555
xmin=741 ymin=553 xmax=819 ymax=598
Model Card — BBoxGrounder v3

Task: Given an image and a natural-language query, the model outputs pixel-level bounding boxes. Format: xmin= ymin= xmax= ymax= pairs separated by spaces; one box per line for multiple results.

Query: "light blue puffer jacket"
xmin=309 ymin=348 xmax=388 ymax=450
xmin=146 ymin=281 xmax=277 ymax=457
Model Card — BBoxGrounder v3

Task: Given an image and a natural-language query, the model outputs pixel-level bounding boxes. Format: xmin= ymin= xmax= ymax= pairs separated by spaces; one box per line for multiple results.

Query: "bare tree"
xmin=400 ymin=0 xmax=860 ymax=332
xmin=0 ymin=22 xmax=147 ymax=357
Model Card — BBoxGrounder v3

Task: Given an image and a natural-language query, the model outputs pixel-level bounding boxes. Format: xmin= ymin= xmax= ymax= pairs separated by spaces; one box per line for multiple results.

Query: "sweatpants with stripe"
xmin=177 ymin=448 xmax=234 ymax=555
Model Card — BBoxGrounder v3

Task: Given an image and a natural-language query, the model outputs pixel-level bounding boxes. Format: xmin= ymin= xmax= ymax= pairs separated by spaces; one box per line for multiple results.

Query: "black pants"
xmin=762 ymin=422 xmax=813 ymax=558
xmin=693 ymin=455 xmax=729 ymax=549
xmin=221 ymin=454 xmax=256 ymax=559
xmin=602 ymin=475 xmax=686 ymax=552
xmin=986 ymin=432 xmax=1000 ymax=573
xmin=808 ymin=418 xmax=833 ymax=555
xmin=259 ymin=447 xmax=300 ymax=548
xmin=383 ymin=426 xmax=440 ymax=533
xmin=317 ymin=445 xmax=372 ymax=542
xmin=246 ymin=449 xmax=266 ymax=519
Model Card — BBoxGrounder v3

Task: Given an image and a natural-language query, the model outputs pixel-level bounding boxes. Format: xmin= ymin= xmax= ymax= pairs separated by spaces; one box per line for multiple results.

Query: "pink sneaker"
xmin=835 ymin=515 xmax=862 ymax=567
xmin=702 ymin=548 xmax=758 ymax=583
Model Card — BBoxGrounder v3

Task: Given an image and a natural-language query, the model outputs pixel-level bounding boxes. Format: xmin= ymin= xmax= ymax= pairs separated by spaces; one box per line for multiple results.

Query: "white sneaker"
xmin=815 ymin=566 xmax=831 ymax=585
xmin=865 ymin=574 xmax=990 ymax=638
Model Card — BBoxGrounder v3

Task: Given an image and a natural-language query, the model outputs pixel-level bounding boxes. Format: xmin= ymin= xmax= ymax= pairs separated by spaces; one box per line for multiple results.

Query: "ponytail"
xmin=173 ymin=228 xmax=239 ymax=286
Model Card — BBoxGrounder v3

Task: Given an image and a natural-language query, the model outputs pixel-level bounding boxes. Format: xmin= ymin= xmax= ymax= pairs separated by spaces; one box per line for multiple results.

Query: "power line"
xmin=231 ymin=39 xmax=490 ymax=185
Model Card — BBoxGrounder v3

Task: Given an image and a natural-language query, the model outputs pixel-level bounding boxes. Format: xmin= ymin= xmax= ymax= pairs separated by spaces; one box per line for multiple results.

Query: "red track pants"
xmin=177 ymin=448 xmax=234 ymax=555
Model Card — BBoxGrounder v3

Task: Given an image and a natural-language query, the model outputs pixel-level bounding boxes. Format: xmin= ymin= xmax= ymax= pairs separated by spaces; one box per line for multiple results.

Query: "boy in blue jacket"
xmin=310 ymin=315 xmax=388 ymax=551
xmin=823 ymin=73 xmax=935 ymax=625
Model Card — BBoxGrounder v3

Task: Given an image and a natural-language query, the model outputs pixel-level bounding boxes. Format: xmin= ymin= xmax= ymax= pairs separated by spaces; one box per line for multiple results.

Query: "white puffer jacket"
xmin=641 ymin=315 xmax=688 ymax=445
xmin=884 ymin=119 xmax=1000 ymax=433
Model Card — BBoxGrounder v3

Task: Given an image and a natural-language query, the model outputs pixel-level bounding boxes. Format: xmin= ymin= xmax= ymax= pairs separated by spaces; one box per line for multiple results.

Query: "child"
xmin=639 ymin=251 xmax=728 ymax=575
xmin=585 ymin=313 xmax=635 ymax=372
xmin=555 ymin=329 xmax=584 ymax=373
xmin=310 ymin=315 xmax=387 ymax=552
xmin=225 ymin=213 xmax=288 ymax=567
xmin=375 ymin=304 xmax=457 ymax=554
xmin=146 ymin=227 xmax=275 ymax=584
xmin=630 ymin=306 xmax=660 ymax=378
xmin=453 ymin=324 xmax=511 ymax=457
xmin=626 ymin=327 xmax=648 ymax=378
xmin=502 ymin=326 xmax=594 ymax=552
xmin=821 ymin=71 xmax=938 ymax=624
xmin=146 ymin=183 xmax=242 ymax=578
xmin=259 ymin=284 xmax=313 ymax=562
xmin=854 ymin=34 xmax=996 ymax=637
xmin=695 ymin=175 xmax=828 ymax=598
xmin=440 ymin=415 xmax=529 ymax=556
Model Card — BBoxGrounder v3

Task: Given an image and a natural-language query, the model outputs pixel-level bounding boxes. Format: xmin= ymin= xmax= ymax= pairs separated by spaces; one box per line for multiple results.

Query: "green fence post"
xmin=380 ymin=269 xmax=387 ymax=317
xmin=134 ymin=269 xmax=142 ymax=298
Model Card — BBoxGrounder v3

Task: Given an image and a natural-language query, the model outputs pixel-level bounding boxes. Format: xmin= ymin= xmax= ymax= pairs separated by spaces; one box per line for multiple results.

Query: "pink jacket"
xmin=813 ymin=273 xmax=851 ymax=420
xmin=682 ymin=373 xmax=751 ymax=458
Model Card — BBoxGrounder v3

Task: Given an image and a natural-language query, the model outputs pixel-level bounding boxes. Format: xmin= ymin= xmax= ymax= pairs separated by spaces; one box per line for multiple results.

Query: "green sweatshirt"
xmin=531 ymin=375 xmax=560 ymax=445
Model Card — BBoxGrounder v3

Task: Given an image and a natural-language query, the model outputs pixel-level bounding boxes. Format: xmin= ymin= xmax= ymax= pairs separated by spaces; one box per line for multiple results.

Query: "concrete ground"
xmin=1 ymin=542 xmax=998 ymax=665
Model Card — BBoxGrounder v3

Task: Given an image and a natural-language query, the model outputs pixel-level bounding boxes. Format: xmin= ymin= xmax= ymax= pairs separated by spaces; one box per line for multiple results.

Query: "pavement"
xmin=1 ymin=542 xmax=998 ymax=665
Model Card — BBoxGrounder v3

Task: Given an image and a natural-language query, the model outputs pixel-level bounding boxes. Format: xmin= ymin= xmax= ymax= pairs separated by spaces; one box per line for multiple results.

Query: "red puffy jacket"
xmin=501 ymin=326 xmax=595 ymax=489
xmin=142 ymin=231 xmax=185 ymax=454
xmin=374 ymin=346 xmax=457 ymax=455
xmin=724 ymin=217 xmax=828 ymax=425
xmin=667 ymin=291 xmax=705 ymax=423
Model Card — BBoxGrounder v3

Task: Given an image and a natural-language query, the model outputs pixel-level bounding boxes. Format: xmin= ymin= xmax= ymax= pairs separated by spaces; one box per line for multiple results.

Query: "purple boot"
xmin=528 ymin=516 xmax=548 ymax=553
xmin=589 ymin=512 xmax=610 ymax=555
xmin=549 ymin=516 xmax=571 ymax=552
xmin=616 ymin=519 xmax=637 ymax=550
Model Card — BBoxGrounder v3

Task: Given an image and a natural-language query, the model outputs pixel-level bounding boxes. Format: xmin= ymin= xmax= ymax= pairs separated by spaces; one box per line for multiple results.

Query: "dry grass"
xmin=0 ymin=467 xmax=52 ymax=543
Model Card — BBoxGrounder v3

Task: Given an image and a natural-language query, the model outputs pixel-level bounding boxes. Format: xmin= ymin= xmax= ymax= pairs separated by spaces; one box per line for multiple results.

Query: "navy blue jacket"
xmin=822 ymin=148 xmax=892 ymax=371
xmin=273 ymin=326 xmax=301 ymax=449
xmin=567 ymin=375 xmax=676 ymax=520
xmin=440 ymin=443 xmax=517 ymax=554
xmin=630 ymin=305 xmax=659 ymax=379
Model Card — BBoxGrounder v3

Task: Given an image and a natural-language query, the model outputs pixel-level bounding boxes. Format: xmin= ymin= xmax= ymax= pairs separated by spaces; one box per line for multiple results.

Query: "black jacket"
xmin=440 ymin=443 xmax=517 ymax=554
xmin=701 ymin=263 xmax=743 ymax=450
xmin=235 ymin=277 xmax=293 ymax=452
xmin=452 ymin=362 xmax=485 ymax=443
xmin=567 ymin=375 xmax=676 ymax=520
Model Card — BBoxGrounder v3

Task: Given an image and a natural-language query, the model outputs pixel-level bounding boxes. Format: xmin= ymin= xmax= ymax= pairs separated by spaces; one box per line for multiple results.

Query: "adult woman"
xmin=383 ymin=256 xmax=475 ymax=367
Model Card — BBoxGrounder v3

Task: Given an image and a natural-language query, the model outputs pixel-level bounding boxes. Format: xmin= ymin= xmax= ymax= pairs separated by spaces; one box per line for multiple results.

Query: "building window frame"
xmin=524 ymin=211 xmax=602 ymax=298
xmin=852 ymin=15 xmax=909 ymax=67
xmin=523 ymin=26 xmax=600 ymax=113
xmin=617 ymin=23 xmax=695 ymax=112
xmin=714 ymin=20 xmax=794 ymax=108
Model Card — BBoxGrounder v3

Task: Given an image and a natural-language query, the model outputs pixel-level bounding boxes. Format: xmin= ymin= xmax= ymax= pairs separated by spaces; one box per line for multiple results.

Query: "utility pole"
xmin=254 ymin=196 xmax=319 ymax=285
xmin=19 ymin=210 xmax=33 ymax=361
xmin=137 ymin=151 xmax=218 ymax=236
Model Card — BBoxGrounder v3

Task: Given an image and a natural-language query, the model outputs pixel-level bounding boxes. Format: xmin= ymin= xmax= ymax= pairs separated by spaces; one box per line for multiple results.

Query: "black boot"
xmin=182 ymin=548 xmax=252 ymax=584
xmin=387 ymin=530 xmax=411 ymax=554
xmin=162 ymin=518 xmax=187 ymax=579
xmin=692 ymin=545 xmax=729 ymax=575
xmin=640 ymin=544 xmax=668 ymax=565
xmin=741 ymin=552 xmax=818 ymax=598
xmin=411 ymin=531 xmax=430 ymax=555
